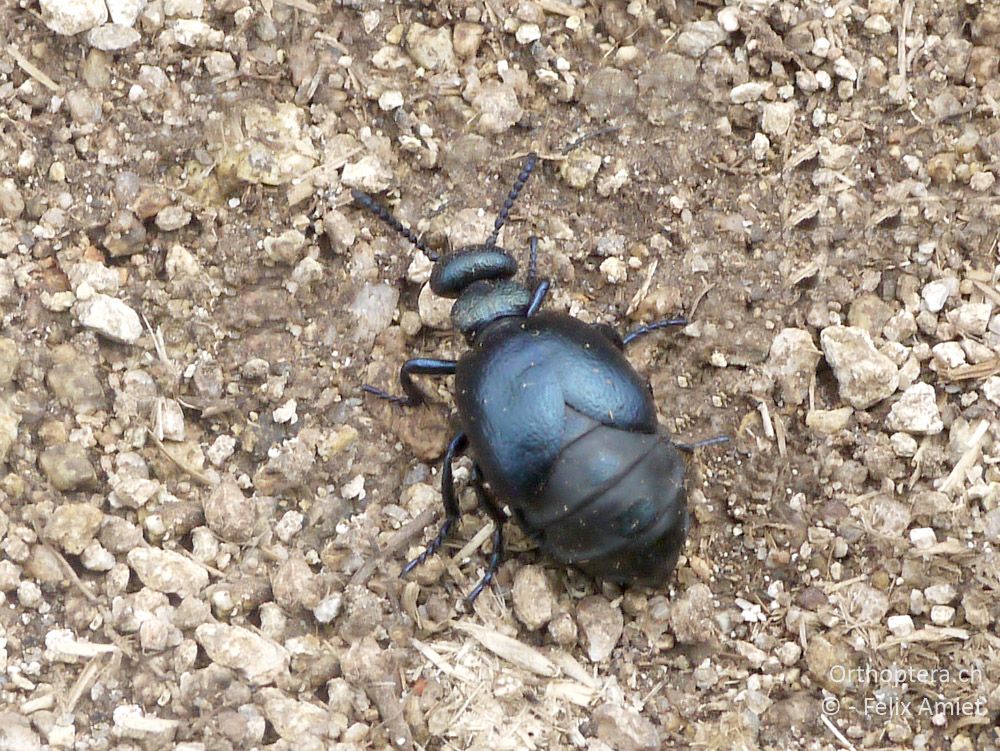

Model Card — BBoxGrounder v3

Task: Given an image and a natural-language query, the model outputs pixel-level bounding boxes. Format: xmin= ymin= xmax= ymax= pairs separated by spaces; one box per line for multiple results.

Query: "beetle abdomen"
xmin=521 ymin=418 xmax=688 ymax=587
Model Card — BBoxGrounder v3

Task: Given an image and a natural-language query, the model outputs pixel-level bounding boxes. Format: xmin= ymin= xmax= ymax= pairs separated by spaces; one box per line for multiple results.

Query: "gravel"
xmin=511 ymin=564 xmax=556 ymax=630
xmin=2 ymin=1 xmax=999 ymax=748
xmin=767 ymin=327 xmax=821 ymax=406
xmin=675 ymin=21 xmax=728 ymax=60
xmin=820 ymin=325 xmax=900 ymax=409
xmin=202 ymin=478 xmax=256 ymax=543
xmin=39 ymin=0 xmax=107 ymax=35
xmin=38 ymin=443 xmax=96 ymax=491
xmin=194 ymin=623 xmax=291 ymax=686
xmin=86 ymin=23 xmax=140 ymax=51
xmin=576 ymin=596 xmax=624 ymax=662
xmin=886 ymin=382 xmax=945 ymax=435
xmin=126 ymin=547 xmax=209 ymax=597
xmin=73 ymin=293 xmax=143 ymax=344
xmin=43 ymin=502 xmax=103 ymax=554
xmin=593 ymin=703 xmax=661 ymax=751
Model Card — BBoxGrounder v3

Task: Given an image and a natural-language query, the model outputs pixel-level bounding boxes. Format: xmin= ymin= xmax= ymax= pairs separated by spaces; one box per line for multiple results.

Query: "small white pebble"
xmin=272 ymin=399 xmax=298 ymax=425
xmin=932 ymin=341 xmax=966 ymax=369
xmin=970 ymin=171 xmax=996 ymax=192
xmin=80 ymin=540 xmax=116 ymax=571
xmin=921 ymin=280 xmax=950 ymax=312
xmin=207 ymin=435 xmax=237 ymax=467
xmin=313 ymin=594 xmax=343 ymax=624
xmin=909 ymin=527 xmax=937 ymax=549
xmin=751 ymin=132 xmax=770 ymax=161
xmin=902 ymin=154 xmax=921 ymax=174
xmin=984 ymin=376 xmax=1000 ymax=406
xmin=864 ymin=14 xmax=892 ymax=34
xmin=275 ymin=510 xmax=304 ymax=543
xmin=515 ymin=22 xmax=541 ymax=44
xmin=361 ymin=9 xmax=379 ymax=33
xmin=811 ymin=37 xmax=831 ymax=57
xmin=735 ymin=597 xmax=766 ymax=623
xmin=17 ymin=580 xmax=43 ymax=609
xmin=407 ymin=251 xmax=433 ymax=284
xmin=776 ymin=642 xmax=801 ymax=666
xmin=950 ymin=303 xmax=992 ymax=336
xmin=797 ymin=70 xmax=819 ymax=93
xmin=924 ymin=583 xmax=956 ymax=605
xmin=342 ymin=474 xmax=366 ymax=500
xmin=378 ymin=90 xmax=404 ymax=111
xmin=930 ymin=605 xmax=955 ymax=626
xmin=599 ymin=256 xmax=627 ymax=285
xmin=717 ymin=6 xmax=739 ymax=32
xmin=730 ymin=81 xmax=768 ymax=103
xmin=887 ymin=614 xmax=914 ymax=637
xmin=890 ymin=432 xmax=918 ymax=457
xmin=833 ymin=55 xmax=857 ymax=81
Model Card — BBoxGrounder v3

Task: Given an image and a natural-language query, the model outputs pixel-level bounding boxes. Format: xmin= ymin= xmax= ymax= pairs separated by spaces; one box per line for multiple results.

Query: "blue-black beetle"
xmin=353 ymin=153 xmax=725 ymax=601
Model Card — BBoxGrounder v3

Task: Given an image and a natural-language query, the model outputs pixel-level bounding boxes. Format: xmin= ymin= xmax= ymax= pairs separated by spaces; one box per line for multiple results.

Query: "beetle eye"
xmin=610 ymin=498 xmax=657 ymax=538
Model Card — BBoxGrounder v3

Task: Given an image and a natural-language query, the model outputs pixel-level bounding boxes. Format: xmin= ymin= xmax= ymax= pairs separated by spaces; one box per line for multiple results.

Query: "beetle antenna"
xmin=561 ymin=125 xmax=622 ymax=155
xmin=350 ymin=188 xmax=439 ymax=261
xmin=486 ymin=152 xmax=538 ymax=249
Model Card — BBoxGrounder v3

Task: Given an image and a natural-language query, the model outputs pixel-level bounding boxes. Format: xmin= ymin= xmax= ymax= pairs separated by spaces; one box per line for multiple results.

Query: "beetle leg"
xmin=525 ymin=279 xmax=550 ymax=317
xmin=361 ymin=358 xmax=457 ymax=407
xmin=622 ymin=318 xmax=688 ymax=346
xmin=675 ymin=434 xmax=730 ymax=452
xmin=401 ymin=432 xmax=468 ymax=576
xmin=465 ymin=465 xmax=508 ymax=604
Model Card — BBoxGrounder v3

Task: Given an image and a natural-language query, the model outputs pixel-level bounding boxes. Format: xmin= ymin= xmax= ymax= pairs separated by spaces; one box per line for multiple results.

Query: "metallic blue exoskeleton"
xmin=353 ymin=153 xmax=724 ymax=601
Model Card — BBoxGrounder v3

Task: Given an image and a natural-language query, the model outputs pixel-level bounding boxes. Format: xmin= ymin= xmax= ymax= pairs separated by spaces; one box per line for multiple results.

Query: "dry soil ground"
xmin=1 ymin=1 xmax=1000 ymax=750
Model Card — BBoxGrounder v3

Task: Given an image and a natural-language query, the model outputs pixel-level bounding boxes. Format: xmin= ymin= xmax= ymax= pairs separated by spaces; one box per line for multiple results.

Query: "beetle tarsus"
xmin=360 ymin=384 xmax=419 ymax=407
xmin=364 ymin=358 xmax=458 ymax=407
xmin=465 ymin=464 xmax=507 ymax=603
xmin=401 ymin=516 xmax=456 ymax=575
xmin=675 ymin=434 xmax=730 ymax=452
xmin=622 ymin=318 xmax=689 ymax=346
xmin=401 ymin=433 xmax=467 ymax=575
xmin=466 ymin=523 xmax=505 ymax=604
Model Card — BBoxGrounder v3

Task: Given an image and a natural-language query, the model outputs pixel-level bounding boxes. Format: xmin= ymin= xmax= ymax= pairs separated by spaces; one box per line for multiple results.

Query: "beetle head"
xmin=430 ymin=247 xmax=518 ymax=298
